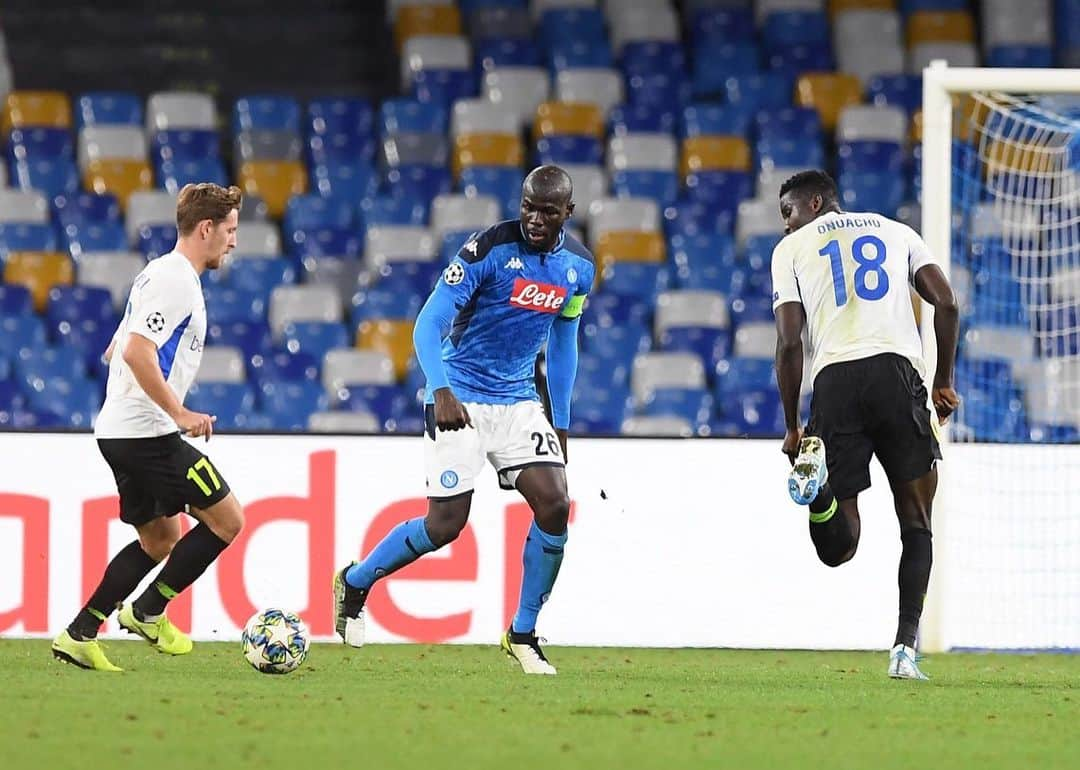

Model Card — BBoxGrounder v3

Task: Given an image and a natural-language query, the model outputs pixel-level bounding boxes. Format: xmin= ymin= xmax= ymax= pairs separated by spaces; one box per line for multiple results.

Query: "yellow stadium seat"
xmin=907 ymin=11 xmax=975 ymax=47
xmin=395 ymin=5 xmax=462 ymax=52
xmin=795 ymin=73 xmax=863 ymax=132
xmin=1 ymin=91 xmax=72 ymax=134
xmin=238 ymin=161 xmax=307 ymax=218
xmin=594 ymin=231 xmax=666 ymax=271
xmin=680 ymin=136 xmax=751 ymax=177
xmin=911 ymin=109 xmax=923 ymax=143
xmin=357 ymin=320 xmax=415 ymax=380
xmin=829 ymin=0 xmax=895 ymax=16
xmin=3 ymin=252 xmax=74 ymax=312
xmin=83 ymin=160 xmax=154 ymax=210
xmin=452 ymin=133 xmax=524 ymax=180
xmin=533 ymin=102 xmax=605 ymax=141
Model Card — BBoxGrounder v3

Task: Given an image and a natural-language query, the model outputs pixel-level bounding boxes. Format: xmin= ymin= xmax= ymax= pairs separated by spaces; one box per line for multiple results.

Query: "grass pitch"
xmin=1 ymin=640 xmax=1076 ymax=770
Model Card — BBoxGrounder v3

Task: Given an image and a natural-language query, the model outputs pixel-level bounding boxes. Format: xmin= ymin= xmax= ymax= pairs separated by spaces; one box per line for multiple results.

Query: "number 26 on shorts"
xmin=819 ymin=235 xmax=889 ymax=306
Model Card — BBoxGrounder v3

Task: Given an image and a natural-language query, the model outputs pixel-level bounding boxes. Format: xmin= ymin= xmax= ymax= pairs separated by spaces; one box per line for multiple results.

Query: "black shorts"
xmin=806 ymin=353 xmax=942 ymax=501
xmin=97 ymin=433 xmax=232 ymax=526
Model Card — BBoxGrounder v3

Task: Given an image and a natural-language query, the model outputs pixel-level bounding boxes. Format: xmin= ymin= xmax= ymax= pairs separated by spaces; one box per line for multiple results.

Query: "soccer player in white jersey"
xmin=770 ymin=171 xmax=960 ymax=680
xmin=52 ymin=184 xmax=246 ymax=671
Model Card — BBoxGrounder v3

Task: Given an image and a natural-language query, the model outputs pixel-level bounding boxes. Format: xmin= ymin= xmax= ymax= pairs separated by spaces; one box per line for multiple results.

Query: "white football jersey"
xmin=95 ymin=251 xmax=207 ymax=438
xmin=771 ymin=210 xmax=936 ymax=383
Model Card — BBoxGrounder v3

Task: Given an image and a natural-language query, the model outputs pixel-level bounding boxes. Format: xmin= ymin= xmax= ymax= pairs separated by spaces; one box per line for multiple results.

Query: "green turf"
xmin=1 ymin=640 xmax=1076 ymax=770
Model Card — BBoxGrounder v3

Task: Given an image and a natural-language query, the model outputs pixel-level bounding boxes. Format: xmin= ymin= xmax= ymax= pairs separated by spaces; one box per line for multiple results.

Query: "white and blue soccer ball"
xmin=241 ymin=608 xmax=310 ymax=674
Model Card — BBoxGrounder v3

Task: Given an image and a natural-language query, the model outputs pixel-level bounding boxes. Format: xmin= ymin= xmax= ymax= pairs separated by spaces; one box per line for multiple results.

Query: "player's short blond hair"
xmin=175 ymin=183 xmax=243 ymax=236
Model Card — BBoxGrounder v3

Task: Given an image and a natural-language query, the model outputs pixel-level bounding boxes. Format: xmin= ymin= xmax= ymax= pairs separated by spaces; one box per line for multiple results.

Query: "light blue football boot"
xmin=788 ymin=436 xmax=828 ymax=505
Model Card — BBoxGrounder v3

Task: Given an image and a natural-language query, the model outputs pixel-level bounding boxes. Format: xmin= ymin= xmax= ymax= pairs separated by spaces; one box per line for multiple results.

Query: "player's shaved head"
xmin=520 ymin=165 xmax=575 ymax=251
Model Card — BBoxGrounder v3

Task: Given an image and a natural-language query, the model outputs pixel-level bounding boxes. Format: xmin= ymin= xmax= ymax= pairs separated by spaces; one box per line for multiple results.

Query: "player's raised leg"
xmin=887 ymin=467 xmax=936 ymax=680
xmin=501 ymin=464 xmax=569 ymax=675
xmin=120 ymin=491 xmax=244 ymax=654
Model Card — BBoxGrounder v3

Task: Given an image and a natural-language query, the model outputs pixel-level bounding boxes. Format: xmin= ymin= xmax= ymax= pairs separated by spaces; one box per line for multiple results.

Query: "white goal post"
xmin=919 ymin=62 xmax=1080 ymax=653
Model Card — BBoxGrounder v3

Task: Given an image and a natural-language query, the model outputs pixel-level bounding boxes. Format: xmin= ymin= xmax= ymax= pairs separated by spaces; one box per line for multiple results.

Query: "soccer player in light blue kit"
xmin=334 ymin=166 xmax=594 ymax=674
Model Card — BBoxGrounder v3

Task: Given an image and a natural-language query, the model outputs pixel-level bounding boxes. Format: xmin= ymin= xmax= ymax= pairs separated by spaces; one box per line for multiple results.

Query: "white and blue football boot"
xmin=788 ymin=436 xmax=828 ymax=505
xmin=888 ymin=644 xmax=929 ymax=680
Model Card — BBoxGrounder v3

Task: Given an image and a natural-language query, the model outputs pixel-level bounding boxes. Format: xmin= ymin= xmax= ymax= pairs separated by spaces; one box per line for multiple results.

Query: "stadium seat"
xmin=756 ymin=107 xmax=822 ymax=145
xmin=594 ymin=231 xmax=665 ymax=270
xmin=75 ymin=251 xmax=144 ymax=310
xmin=7 ymin=127 xmax=74 ymax=165
xmin=203 ymin=286 xmax=266 ymax=326
xmin=607 ymin=134 xmax=678 ymax=174
xmin=619 ymin=41 xmax=686 ymax=78
xmin=481 ymin=68 xmax=551 ymax=129
xmin=401 ymin=35 xmax=471 ymax=91
xmin=835 ymin=10 xmax=903 ymax=71
xmin=233 ymin=95 xmax=302 ymax=134
xmin=468 ymin=5 xmax=533 ymax=41
xmin=381 ymin=132 xmax=450 ymax=168
xmin=680 ymin=136 xmax=752 ymax=178
xmin=395 ymin=5 xmax=464 ymax=53
xmin=288 ymin=226 xmax=364 ymax=260
xmin=379 ymin=99 xmax=449 ymax=139
xmin=611 ymin=169 xmax=679 ymax=207
xmin=722 ymin=73 xmax=794 ymax=113
xmin=2 ymin=91 xmax=71 ymax=134
xmin=534 ymin=135 xmax=603 ymax=165
xmin=736 ymin=198 xmax=784 ymax=247
xmin=356 ymin=320 xmax=414 ymax=380
xmin=46 ymin=285 xmax=114 ymax=329
xmin=157 ymin=158 xmax=229 ymax=194
xmin=715 ymin=356 xmax=777 ymax=398
xmin=75 ymin=92 xmax=143 ymax=130
xmin=323 ymin=349 xmax=397 ymax=397
xmin=260 ymin=380 xmax=330 ymax=430
xmin=186 ymin=382 xmax=256 ymax=423
xmin=559 ymin=163 xmax=607 ymax=215
xmin=907 ymin=41 xmax=978 ymax=72
xmin=384 ymin=164 xmax=454 ymax=206
xmin=4 ymin=251 xmax=74 ymax=311
xmin=235 ymin=130 xmax=303 ymax=165
xmin=733 ymin=321 xmax=777 ymax=358
xmin=907 ymin=10 xmax=976 ymax=47
xmin=588 ymin=197 xmax=661 ymax=239
xmin=680 ymin=103 xmax=753 ymax=139
xmin=692 ymin=43 xmax=761 ymax=99
xmin=146 ymin=91 xmax=217 ymax=132
xmin=233 ymin=221 xmax=282 ymax=258
xmin=450 ymin=98 xmax=520 ymax=138
xmin=268 ymin=285 xmax=343 ymax=340
xmin=598 ymin=262 xmax=670 ymax=303
xmin=9 ymin=157 xmax=79 ymax=198
xmin=0 ymin=314 xmax=46 ymax=360
xmin=452 ymin=133 xmax=524 ymax=180
xmin=836 ymin=105 xmax=908 ymax=143
xmin=365 ymin=225 xmax=438 ymax=266
xmin=0 ymin=223 xmax=56 ymax=258
xmin=795 ymin=73 xmax=863 ymax=132
xmin=135 ymin=224 xmax=177 ymax=260
xmin=670 ymin=232 xmax=738 ymax=291
xmin=351 ymin=284 xmax=425 ymax=324
xmin=238 ymin=161 xmax=307 ymax=218
xmin=630 ymin=351 xmax=707 ymax=405
xmin=83 ymin=159 xmax=153 ymax=210
xmin=125 ymin=190 xmax=176 ymax=243
xmin=430 ymin=193 xmax=500 ymax=239
xmin=308 ymin=96 xmax=374 ymax=138
xmin=867 ymin=74 xmax=923 ymax=115
xmin=621 ymin=414 xmax=693 ymax=437
xmin=474 ymin=37 xmax=542 ymax=74
xmin=207 ymin=321 xmax=273 ymax=362
xmin=151 ymin=129 xmax=221 ymax=164
xmin=639 ymin=387 xmax=714 ymax=429
xmin=459 ymin=166 xmax=521 ymax=219
xmin=284 ymin=194 xmax=356 ymax=233
xmin=302 ymin=256 xmax=365 ymax=308
xmin=76 ymin=126 xmax=146 ymax=173
xmin=609 ymin=5 xmax=680 ymax=53
xmin=249 ymin=349 xmax=319 ymax=386
xmin=555 ymin=69 xmax=625 ymax=117
xmin=361 ymin=194 xmax=428 ymax=228
xmin=0 ymin=189 xmax=49 ymax=223
xmin=239 ymin=195 xmax=270 ymax=223
xmin=608 ymin=104 xmax=678 ymax=137
xmin=533 ymin=102 xmax=605 ymax=140
xmin=13 ymin=345 xmax=87 ymax=391
xmin=837 ymin=44 xmax=905 ymax=86
xmin=308 ymin=410 xmax=381 ymax=433
xmin=280 ymin=321 xmax=349 ymax=361
xmin=0 ymin=283 xmax=34 ymax=316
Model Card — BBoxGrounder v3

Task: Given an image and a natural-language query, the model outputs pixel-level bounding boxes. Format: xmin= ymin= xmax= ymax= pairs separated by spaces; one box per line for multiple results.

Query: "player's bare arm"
xmin=774 ymin=301 xmax=806 ymax=464
xmin=913 ymin=264 xmax=961 ymax=424
xmin=123 ymin=334 xmax=216 ymax=440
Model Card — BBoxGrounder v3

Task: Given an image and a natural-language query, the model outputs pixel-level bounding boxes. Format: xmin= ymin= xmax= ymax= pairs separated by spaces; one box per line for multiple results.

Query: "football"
xmin=241 ymin=608 xmax=310 ymax=675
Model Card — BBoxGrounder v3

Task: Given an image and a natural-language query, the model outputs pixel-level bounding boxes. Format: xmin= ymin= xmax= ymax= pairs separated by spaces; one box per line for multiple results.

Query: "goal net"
xmin=923 ymin=64 xmax=1080 ymax=651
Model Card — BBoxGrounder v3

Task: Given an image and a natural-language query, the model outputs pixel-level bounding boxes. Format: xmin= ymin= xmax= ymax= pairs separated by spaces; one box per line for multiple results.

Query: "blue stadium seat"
xmin=581 ymin=320 xmax=652 ymax=366
xmin=157 ymin=158 xmax=229 ymax=192
xmin=755 ymin=137 xmax=825 ymax=170
xmin=61 ymin=220 xmax=127 ymax=257
xmin=474 ymin=38 xmax=542 ymax=74
xmin=223 ymin=258 xmax=296 ymax=300
xmin=680 ymin=103 xmax=754 ymax=138
xmin=137 ymin=224 xmax=179 ymax=260
xmin=659 ymin=326 xmax=731 ymax=370
xmin=723 ymin=73 xmax=795 ymax=112
xmin=689 ymin=7 xmax=756 ymax=48
xmin=670 ymin=232 xmax=738 ymax=292
xmin=341 ymin=383 xmax=411 ymax=424
xmin=762 ymin=11 xmax=830 ymax=51
xmin=692 ymin=43 xmax=761 ymax=98
xmin=307 ymin=97 xmax=375 ymax=140
xmin=743 ymin=234 xmax=782 ymax=271
xmin=287 ymin=226 xmax=364 ymax=260
xmin=620 ymin=41 xmax=686 ymax=77
xmin=1033 ymin=305 xmax=1080 ymax=357
xmin=547 ymin=39 xmax=614 ymax=72
xmin=838 ymin=171 xmax=906 ymax=217
xmin=0 ymin=380 xmax=25 ymax=413
xmin=284 ymin=194 xmax=356 ymax=233
xmin=376 ymin=260 xmax=441 ymax=295
xmin=683 ymin=171 xmax=753 ymax=212
xmin=577 ymin=351 xmax=631 ymax=391
xmin=716 ymin=388 xmax=784 ymax=437
xmin=460 ymin=0 xmax=528 ymax=15
xmin=250 ymin=350 xmax=320 ymax=387
xmin=25 ymin=376 xmax=100 ymax=428
xmin=0 ymin=314 xmax=46 ymax=358
xmin=609 ymin=104 xmax=678 ymax=136
xmin=382 ymin=165 xmax=453 ymax=206
xmin=411 ymin=69 xmax=478 ymax=108
xmin=540 ymin=9 xmax=606 ymax=48
xmin=351 ymin=286 xmax=425 ymax=324
xmin=282 ymin=321 xmax=349 ymax=361
xmin=729 ymin=297 xmax=775 ymax=327
xmin=233 ymin=95 xmax=302 ymax=134
xmin=459 ymin=166 xmax=521 ymax=219
xmin=7 ymin=127 xmax=74 ymax=163
xmin=152 ymin=130 xmax=221 ymax=163
xmin=958 ymin=386 xmax=1029 ymax=443
xmin=627 ymin=72 xmax=692 ymax=115
xmin=756 ymin=107 xmax=822 ymax=142
xmin=204 ymin=287 xmax=267 ymax=324
xmin=600 ymin=263 xmax=671 ymax=304
xmin=306 ymin=131 xmax=378 ymax=166
xmin=207 ymin=321 xmax=274 ymax=361
xmin=379 ymin=99 xmax=449 ymax=137
xmin=970 ymin=271 xmax=1030 ymax=327
xmin=259 ymin=380 xmax=329 ymax=430
xmin=0 ymin=285 xmax=34 ymax=316
xmin=311 ymin=161 xmax=379 ymax=202
xmin=46 ymin=286 xmax=115 ymax=327
xmin=10 ymin=158 xmax=80 ymax=198
xmin=14 ymin=345 xmax=87 ymax=386
xmin=900 ymin=0 xmax=971 ymax=12
xmin=640 ymin=387 xmax=714 ymax=427
xmin=612 ymin=170 xmax=679 ymax=207
xmin=52 ymin=192 xmax=121 ymax=229
xmin=728 ymin=265 xmax=773 ymax=301
xmin=663 ymin=199 xmax=736 ymax=239
xmin=361 ymin=194 xmax=428 ymax=228
xmin=186 ymin=382 xmax=257 ymax=424
xmin=767 ymin=43 xmax=834 ymax=78
xmin=714 ymin=357 xmax=776 ymax=398
xmin=582 ymin=292 xmax=653 ymax=327
xmin=987 ymin=46 xmax=1054 ymax=68
xmin=867 ymin=74 xmax=923 ymax=115
xmin=0 ymin=223 xmax=57 ymax=258
xmin=52 ymin=317 xmax=114 ymax=377
xmin=534 ymin=135 xmax=603 ymax=165
xmin=75 ymin=92 xmax=142 ymax=131
xmin=837 ymin=140 xmax=905 ymax=175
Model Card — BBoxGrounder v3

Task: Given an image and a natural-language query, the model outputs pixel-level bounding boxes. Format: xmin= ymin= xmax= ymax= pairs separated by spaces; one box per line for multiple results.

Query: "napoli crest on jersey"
xmin=443 ymin=262 xmax=465 ymax=286
xmin=567 ymin=267 xmax=578 ymax=284
xmin=440 ymin=470 xmax=459 ymax=488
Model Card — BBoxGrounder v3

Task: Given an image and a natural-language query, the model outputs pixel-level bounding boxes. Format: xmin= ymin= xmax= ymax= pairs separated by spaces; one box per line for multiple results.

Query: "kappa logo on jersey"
xmin=504 ymin=257 xmax=525 ymax=270
xmin=443 ymin=262 xmax=465 ymax=286
xmin=146 ymin=312 xmax=166 ymax=333
xmin=463 ymin=240 xmax=478 ymax=256
xmin=508 ymin=278 xmax=567 ymax=314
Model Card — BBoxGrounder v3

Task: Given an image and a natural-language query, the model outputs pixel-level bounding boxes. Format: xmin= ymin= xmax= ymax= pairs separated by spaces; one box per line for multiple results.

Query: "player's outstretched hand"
xmin=781 ymin=426 xmax=802 ymax=466
xmin=931 ymin=385 xmax=961 ymax=425
xmin=433 ymin=388 xmax=472 ymax=431
xmin=176 ymin=408 xmax=217 ymax=442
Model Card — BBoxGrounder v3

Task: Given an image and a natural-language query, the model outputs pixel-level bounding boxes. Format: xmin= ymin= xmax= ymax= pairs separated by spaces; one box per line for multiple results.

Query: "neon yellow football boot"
xmin=118 ymin=603 xmax=193 ymax=655
xmin=51 ymin=630 xmax=123 ymax=672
